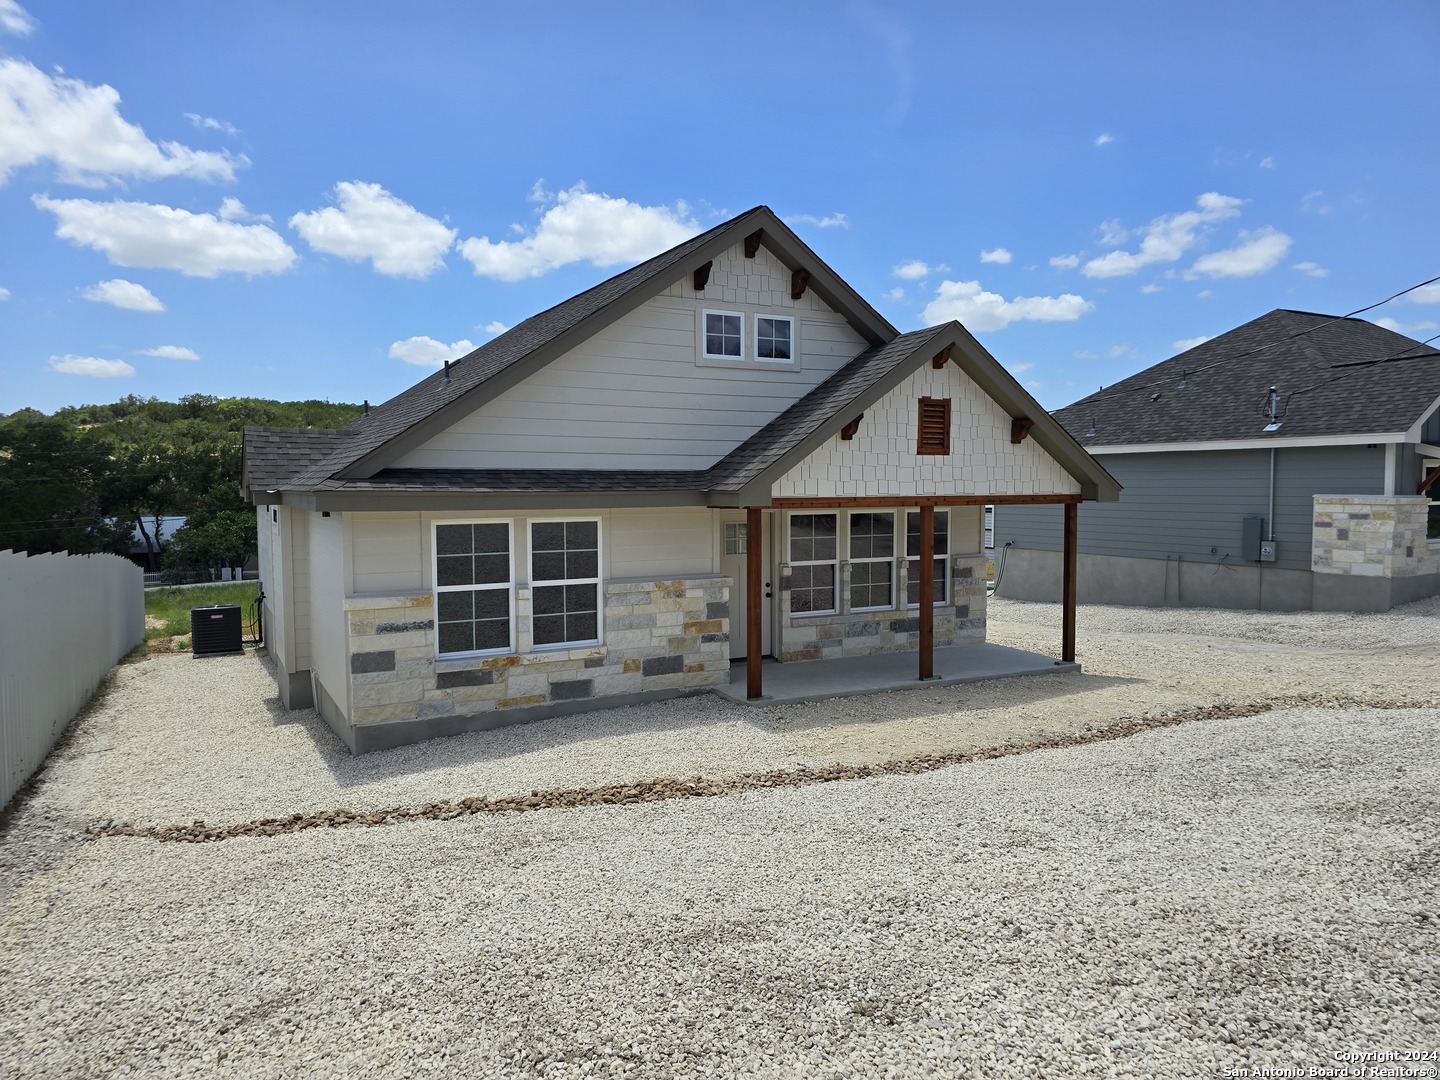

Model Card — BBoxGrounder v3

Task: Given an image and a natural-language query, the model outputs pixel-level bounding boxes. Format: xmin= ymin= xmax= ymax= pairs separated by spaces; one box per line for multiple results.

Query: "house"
xmin=242 ymin=206 xmax=1119 ymax=753
xmin=995 ymin=309 xmax=1440 ymax=613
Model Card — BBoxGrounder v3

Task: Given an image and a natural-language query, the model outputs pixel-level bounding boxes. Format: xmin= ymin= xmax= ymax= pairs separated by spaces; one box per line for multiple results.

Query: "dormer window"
xmin=704 ymin=311 xmax=743 ymax=359
xmin=756 ymin=316 xmax=794 ymax=362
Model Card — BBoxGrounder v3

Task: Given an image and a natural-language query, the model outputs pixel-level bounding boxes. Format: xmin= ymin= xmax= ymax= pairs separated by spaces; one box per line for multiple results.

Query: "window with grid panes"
xmin=906 ymin=510 xmax=949 ymax=605
xmin=848 ymin=511 xmax=895 ymax=610
xmin=434 ymin=522 xmax=513 ymax=655
xmin=788 ymin=514 xmax=837 ymax=614
xmin=703 ymin=311 xmax=743 ymax=359
xmin=530 ymin=520 xmax=601 ymax=646
xmin=755 ymin=316 xmax=793 ymax=362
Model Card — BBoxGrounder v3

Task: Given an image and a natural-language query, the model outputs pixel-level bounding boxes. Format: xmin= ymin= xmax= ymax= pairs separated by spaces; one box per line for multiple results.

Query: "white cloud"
xmin=1083 ymin=193 xmax=1244 ymax=278
xmin=921 ymin=280 xmax=1094 ymax=332
xmin=892 ymin=260 xmax=947 ymax=280
xmin=1260 ymin=156 xmax=1275 ymax=169
xmin=1186 ymin=226 xmax=1291 ymax=279
xmin=0 ymin=0 xmax=36 ymax=36
xmin=980 ymin=247 xmax=1012 ymax=265
xmin=1407 ymin=283 xmax=1440 ymax=304
xmin=1197 ymin=289 xmax=1213 ymax=299
xmin=82 ymin=278 xmax=165 ymax=311
xmin=1109 ymin=344 xmax=1137 ymax=359
xmin=138 ymin=345 xmax=199 ymax=360
xmin=218 ymin=196 xmax=272 ymax=224
xmin=1010 ymin=362 xmax=1034 ymax=374
xmin=457 ymin=183 xmax=700 ymax=282
xmin=0 ymin=59 xmax=243 ymax=187
xmin=1140 ymin=283 xmax=1162 ymax=294
xmin=183 ymin=112 xmax=238 ymax=136
xmin=290 ymin=181 xmax=456 ymax=278
xmin=1097 ymin=218 xmax=1128 ymax=246
xmin=482 ymin=321 xmax=508 ymax=336
xmin=785 ymin=212 xmax=849 ymax=229
xmin=33 ymin=195 xmax=297 ymax=277
xmin=1373 ymin=317 xmax=1438 ymax=335
xmin=1301 ymin=190 xmax=1332 ymax=215
xmin=1292 ymin=261 xmax=1328 ymax=278
xmin=1094 ymin=133 xmax=1113 ymax=146
xmin=884 ymin=287 xmax=905 ymax=302
xmin=0 ymin=286 xmax=9 ymax=300
xmin=47 ymin=354 xmax=134 ymax=377
xmin=1049 ymin=254 xmax=1080 ymax=270
xmin=1173 ymin=336 xmax=1211 ymax=352
xmin=388 ymin=335 xmax=475 ymax=368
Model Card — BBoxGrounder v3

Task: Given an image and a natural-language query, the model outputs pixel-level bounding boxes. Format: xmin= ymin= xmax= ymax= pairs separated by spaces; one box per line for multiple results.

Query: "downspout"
xmin=1261 ymin=447 xmax=1276 ymax=613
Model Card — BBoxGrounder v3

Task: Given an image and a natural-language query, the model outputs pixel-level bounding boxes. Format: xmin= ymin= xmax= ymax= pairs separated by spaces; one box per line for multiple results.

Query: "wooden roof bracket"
xmin=791 ymin=268 xmax=810 ymax=301
xmin=744 ymin=230 xmax=762 ymax=258
xmin=1011 ymin=417 xmax=1035 ymax=444
xmin=932 ymin=344 xmax=954 ymax=369
xmin=693 ymin=260 xmax=712 ymax=291
xmin=840 ymin=414 xmax=864 ymax=441
xmin=1418 ymin=463 xmax=1440 ymax=495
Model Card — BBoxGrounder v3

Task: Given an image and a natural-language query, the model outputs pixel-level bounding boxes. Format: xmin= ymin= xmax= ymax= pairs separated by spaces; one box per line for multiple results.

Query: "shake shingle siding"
xmin=996 ymin=446 xmax=1385 ymax=572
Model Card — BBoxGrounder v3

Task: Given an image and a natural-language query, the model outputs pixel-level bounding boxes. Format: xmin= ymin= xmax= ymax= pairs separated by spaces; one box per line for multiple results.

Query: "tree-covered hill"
xmin=0 ymin=394 xmax=361 ymax=565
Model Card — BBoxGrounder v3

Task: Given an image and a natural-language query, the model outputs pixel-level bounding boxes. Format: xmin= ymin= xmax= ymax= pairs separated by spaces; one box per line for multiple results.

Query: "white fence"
xmin=1 ymin=550 xmax=144 ymax=811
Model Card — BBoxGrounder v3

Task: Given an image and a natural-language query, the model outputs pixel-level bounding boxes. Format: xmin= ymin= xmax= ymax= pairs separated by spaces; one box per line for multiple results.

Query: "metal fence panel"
xmin=0 ymin=550 xmax=145 ymax=811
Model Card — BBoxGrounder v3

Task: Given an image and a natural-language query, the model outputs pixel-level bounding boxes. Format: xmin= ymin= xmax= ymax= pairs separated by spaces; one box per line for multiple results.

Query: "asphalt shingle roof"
xmin=241 ymin=426 xmax=351 ymax=494
xmin=1060 ymin=310 xmax=1440 ymax=447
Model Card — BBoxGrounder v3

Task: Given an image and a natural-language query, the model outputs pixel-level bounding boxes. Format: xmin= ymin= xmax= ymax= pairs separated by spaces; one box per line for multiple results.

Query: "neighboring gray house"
xmin=242 ymin=206 xmax=1119 ymax=753
xmin=996 ymin=309 xmax=1440 ymax=612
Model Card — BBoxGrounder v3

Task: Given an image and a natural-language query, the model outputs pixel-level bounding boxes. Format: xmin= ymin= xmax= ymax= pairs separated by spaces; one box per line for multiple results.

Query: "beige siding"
xmin=308 ymin=512 xmax=348 ymax=717
xmin=608 ymin=507 xmax=715 ymax=578
xmin=393 ymin=241 xmax=869 ymax=471
xmin=773 ymin=364 xmax=1083 ymax=499
xmin=350 ymin=511 xmax=425 ymax=595
xmin=289 ymin=509 xmax=312 ymax=671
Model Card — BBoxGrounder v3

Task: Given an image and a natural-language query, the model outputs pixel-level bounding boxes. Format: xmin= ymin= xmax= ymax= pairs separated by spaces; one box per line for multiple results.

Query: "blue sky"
xmin=3 ymin=0 xmax=1437 ymax=416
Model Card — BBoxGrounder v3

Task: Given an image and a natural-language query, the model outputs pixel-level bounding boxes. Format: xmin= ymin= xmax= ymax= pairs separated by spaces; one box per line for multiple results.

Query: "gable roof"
xmin=279 ymin=205 xmax=897 ymax=488
xmin=245 ymin=321 xmax=1120 ymax=507
xmin=1060 ymin=310 xmax=1440 ymax=449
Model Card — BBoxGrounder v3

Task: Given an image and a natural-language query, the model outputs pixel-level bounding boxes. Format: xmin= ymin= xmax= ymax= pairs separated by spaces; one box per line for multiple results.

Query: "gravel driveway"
xmin=2 ymin=597 xmax=1437 ymax=1077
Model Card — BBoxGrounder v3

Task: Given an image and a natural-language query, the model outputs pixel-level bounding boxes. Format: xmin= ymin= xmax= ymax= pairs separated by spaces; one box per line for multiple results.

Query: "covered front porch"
xmin=715 ymin=639 xmax=1078 ymax=706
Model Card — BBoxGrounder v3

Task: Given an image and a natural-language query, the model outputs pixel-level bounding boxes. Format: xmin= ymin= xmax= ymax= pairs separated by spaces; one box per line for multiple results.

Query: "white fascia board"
xmin=1084 ymin=433 xmax=1407 ymax=455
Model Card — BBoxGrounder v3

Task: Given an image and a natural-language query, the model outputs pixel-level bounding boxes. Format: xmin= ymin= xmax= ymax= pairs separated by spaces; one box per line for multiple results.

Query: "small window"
xmin=789 ymin=513 xmax=837 ymax=614
xmin=849 ymin=511 xmax=895 ymax=610
xmin=704 ymin=311 xmax=743 ymax=359
xmin=435 ymin=522 xmax=514 ymax=656
xmin=1425 ymin=460 xmax=1440 ymax=541
xmin=724 ymin=522 xmax=748 ymax=555
xmin=755 ymin=316 xmax=793 ymax=363
xmin=530 ymin=520 xmax=601 ymax=647
xmin=906 ymin=510 xmax=949 ymax=606
xmin=917 ymin=398 xmax=952 ymax=455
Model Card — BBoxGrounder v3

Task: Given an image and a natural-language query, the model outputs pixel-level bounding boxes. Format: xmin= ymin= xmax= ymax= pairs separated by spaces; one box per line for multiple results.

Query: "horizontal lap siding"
xmin=309 ymin=512 xmax=349 ymax=716
xmin=393 ymin=244 xmax=869 ymax=472
xmin=608 ymin=508 xmax=715 ymax=578
xmin=995 ymin=447 xmax=1385 ymax=570
xmin=350 ymin=512 xmax=424 ymax=595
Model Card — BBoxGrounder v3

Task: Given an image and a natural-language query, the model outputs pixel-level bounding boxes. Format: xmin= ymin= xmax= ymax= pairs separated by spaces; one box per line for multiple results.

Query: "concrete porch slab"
xmin=713 ymin=643 xmax=1078 ymax=706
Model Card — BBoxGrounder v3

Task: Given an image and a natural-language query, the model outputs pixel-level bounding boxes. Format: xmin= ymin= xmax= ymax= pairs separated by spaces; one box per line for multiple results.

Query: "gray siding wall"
xmin=308 ymin=511 xmax=349 ymax=719
xmin=995 ymin=446 xmax=1385 ymax=572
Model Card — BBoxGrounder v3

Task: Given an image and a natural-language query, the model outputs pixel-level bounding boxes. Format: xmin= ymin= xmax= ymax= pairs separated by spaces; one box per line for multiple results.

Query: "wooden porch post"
xmin=918 ymin=504 xmax=934 ymax=680
xmin=1062 ymin=501 xmax=1078 ymax=663
xmin=746 ymin=505 xmax=763 ymax=699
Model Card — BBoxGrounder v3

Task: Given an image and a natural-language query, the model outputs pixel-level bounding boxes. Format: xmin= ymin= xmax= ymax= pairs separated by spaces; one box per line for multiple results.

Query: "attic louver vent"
xmin=917 ymin=397 xmax=951 ymax=455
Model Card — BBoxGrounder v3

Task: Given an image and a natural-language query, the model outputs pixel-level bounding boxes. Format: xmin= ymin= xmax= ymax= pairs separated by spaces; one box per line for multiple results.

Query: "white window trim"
xmin=906 ymin=509 xmax=949 ymax=608
xmin=1425 ymin=458 xmax=1440 ymax=547
xmin=788 ymin=512 xmax=839 ymax=617
xmin=527 ymin=517 xmax=604 ymax=649
xmin=702 ymin=309 xmax=745 ymax=361
xmin=754 ymin=314 xmax=796 ymax=364
xmin=433 ymin=519 xmax=515 ymax=659
xmin=848 ymin=510 xmax=896 ymax=612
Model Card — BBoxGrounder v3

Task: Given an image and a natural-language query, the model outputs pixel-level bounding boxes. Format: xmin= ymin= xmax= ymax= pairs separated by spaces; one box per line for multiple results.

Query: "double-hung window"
xmin=848 ymin=511 xmax=895 ymax=610
xmin=703 ymin=311 xmax=743 ymax=359
xmin=906 ymin=510 xmax=949 ymax=606
xmin=789 ymin=514 xmax=837 ymax=614
xmin=755 ymin=316 xmax=794 ymax=363
xmin=530 ymin=519 xmax=601 ymax=647
xmin=1424 ymin=460 xmax=1440 ymax=541
xmin=435 ymin=522 xmax=514 ymax=656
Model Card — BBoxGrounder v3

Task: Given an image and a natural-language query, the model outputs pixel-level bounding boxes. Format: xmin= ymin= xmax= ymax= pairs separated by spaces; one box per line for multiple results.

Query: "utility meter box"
xmin=1258 ymin=540 xmax=1278 ymax=562
xmin=1241 ymin=515 xmax=1265 ymax=561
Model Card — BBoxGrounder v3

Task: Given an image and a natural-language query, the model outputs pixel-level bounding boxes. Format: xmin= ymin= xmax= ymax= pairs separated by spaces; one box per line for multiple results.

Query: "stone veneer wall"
xmin=343 ymin=576 xmax=731 ymax=730
xmin=1312 ymin=496 xmax=1437 ymax=579
xmin=777 ymin=554 xmax=987 ymax=663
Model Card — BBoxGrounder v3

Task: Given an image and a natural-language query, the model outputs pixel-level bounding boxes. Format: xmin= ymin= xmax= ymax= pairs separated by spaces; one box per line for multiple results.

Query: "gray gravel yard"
xmin=2 ymin=597 xmax=1438 ymax=1078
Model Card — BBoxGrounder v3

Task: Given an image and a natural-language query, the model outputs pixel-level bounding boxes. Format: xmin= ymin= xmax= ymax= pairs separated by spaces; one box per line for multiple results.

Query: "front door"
xmin=718 ymin=512 xmax=772 ymax=660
